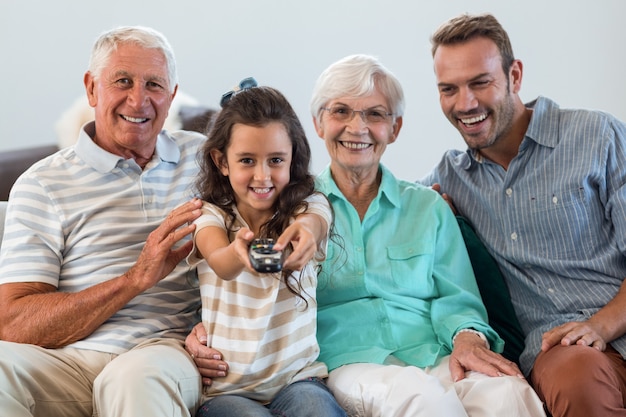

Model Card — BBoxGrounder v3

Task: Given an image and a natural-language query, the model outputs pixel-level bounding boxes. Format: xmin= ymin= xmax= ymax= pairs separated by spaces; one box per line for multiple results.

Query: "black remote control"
xmin=249 ymin=238 xmax=284 ymax=273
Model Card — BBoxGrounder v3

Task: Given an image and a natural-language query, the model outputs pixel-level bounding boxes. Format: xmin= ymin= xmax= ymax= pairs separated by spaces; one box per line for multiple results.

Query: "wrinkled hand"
xmin=449 ymin=332 xmax=523 ymax=382
xmin=185 ymin=322 xmax=229 ymax=387
xmin=273 ymin=221 xmax=317 ymax=271
xmin=431 ymin=183 xmax=458 ymax=215
xmin=541 ymin=320 xmax=607 ymax=352
xmin=125 ymin=199 xmax=203 ymax=291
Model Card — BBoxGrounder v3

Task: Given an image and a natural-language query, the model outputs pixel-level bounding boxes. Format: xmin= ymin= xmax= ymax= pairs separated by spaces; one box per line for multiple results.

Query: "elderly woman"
xmin=310 ymin=54 xmax=545 ymax=417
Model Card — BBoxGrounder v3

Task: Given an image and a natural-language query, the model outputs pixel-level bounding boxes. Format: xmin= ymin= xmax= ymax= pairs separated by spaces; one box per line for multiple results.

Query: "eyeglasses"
xmin=220 ymin=77 xmax=258 ymax=108
xmin=321 ymin=105 xmax=393 ymax=124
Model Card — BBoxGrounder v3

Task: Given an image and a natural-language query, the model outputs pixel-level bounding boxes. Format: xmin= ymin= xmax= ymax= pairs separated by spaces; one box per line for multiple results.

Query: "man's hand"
xmin=431 ymin=183 xmax=458 ymax=215
xmin=125 ymin=198 xmax=203 ymax=291
xmin=185 ymin=323 xmax=229 ymax=386
xmin=541 ymin=320 xmax=608 ymax=352
xmin=542 ymin=279 xmax=626 ymax=352
xmin=449 ymin=331 xmax=524 ymax=382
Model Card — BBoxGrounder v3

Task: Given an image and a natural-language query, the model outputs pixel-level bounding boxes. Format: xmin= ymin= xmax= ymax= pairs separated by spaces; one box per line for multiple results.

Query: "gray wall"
xmin=1 ymin=0 xmax=625 ymax=180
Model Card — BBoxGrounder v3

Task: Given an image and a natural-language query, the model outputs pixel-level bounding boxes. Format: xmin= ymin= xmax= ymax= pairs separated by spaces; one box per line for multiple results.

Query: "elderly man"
xmin=0 ymin=26 xmax=226 ymax=417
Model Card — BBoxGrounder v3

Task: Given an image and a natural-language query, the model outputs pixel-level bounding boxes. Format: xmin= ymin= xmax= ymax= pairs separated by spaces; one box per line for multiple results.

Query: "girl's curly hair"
xmin=196 ymin=85 xmax=320 ymax=305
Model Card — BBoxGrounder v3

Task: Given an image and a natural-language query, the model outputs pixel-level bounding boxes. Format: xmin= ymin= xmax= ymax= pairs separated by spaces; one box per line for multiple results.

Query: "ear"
xmin=164 ymin=84 xmax=178 ymax=120
xmin=313 ymin=115 xmax=325 ymax=140
xmin=170 ymin=84 xmax=178 ymax=101
xmin=210 ymin=149 xmax=229 ymax=176
xmin=84 ymin=71 xmax=97 ymax=108
xmin=509 ymin=59 xmax=523 ymax=94
xmin=388 ymin=116 xmax=403 ymax=144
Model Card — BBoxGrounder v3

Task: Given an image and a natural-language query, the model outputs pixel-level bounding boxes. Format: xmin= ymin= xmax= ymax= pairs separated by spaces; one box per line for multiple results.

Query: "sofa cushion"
xmin=457 ymin=215 xmax=525 ymax=364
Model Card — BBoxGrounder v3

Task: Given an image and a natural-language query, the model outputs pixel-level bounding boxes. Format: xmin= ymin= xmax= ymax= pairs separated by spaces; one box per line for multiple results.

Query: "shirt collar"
xmin=378 ymin=164 xmax=401 ymax=208
xmin=524 ymin=96 xmax=560 ymax=149
xmin=461 ymin=96 xmax=559 ymax=170
xmin=74 ymin=121 xmax=180 ymax=173
xmin=316 ymin=163 xmax=401 ymax=209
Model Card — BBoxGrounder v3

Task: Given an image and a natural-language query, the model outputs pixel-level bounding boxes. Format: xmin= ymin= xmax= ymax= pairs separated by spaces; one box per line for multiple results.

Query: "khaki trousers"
xmin=0 ymin=338 xmax=201 ymax=417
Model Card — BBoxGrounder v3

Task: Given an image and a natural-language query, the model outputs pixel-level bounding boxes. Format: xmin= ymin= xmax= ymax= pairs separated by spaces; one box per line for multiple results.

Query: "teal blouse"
xmin=316 ymin=164 xmax=503 ymax=371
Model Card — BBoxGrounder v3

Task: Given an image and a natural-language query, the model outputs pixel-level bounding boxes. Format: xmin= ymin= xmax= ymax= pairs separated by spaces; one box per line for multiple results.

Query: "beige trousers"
xmin=327 ymin=357 xmax=546 ymax=417
xmin=0 ymin=338 xmax=201 ymax=417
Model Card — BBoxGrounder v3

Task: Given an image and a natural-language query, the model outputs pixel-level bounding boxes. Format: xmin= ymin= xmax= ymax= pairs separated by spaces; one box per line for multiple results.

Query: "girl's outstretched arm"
xmin=195 ymin=226 xmax=255 ymax=280
xmin=274 ymin=213 xmax=328 ymax=271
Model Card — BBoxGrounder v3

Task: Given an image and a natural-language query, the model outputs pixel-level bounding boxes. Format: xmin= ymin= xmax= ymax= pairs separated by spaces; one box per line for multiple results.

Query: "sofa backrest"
xmin=0 ymin=145 xmax=59 ymax=201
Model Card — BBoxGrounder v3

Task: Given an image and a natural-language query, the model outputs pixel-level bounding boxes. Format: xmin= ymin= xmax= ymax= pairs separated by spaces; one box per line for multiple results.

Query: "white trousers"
xmin=327 ymin=357 xmax=546 ymax=417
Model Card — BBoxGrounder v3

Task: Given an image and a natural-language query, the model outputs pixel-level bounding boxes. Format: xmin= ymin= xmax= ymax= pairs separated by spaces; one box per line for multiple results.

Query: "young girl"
xmin=187 ymin=81 xmax=345 ymax=417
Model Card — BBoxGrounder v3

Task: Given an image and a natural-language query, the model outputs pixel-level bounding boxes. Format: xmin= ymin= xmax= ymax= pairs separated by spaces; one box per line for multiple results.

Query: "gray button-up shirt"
xmin=420 ymin=96 xmax=626 ymax=375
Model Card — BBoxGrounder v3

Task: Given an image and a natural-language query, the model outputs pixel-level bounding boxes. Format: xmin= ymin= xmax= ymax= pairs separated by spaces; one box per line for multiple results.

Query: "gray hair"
xmin=88 ymin=26 xmax=178 ymax=93
xmin=310 ymin=54 xmax=405 ymax=123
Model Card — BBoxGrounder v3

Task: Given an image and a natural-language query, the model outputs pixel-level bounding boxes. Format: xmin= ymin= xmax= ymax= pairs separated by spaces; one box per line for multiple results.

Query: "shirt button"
xmin=510 ymin=232 xmax=518 ymax=241
xmin=552 ymin=196 xmax=558 ymax=204
xmin=548 ymin=288 xmax=555 ymax=293
xmin=506 ymin=188 xmax=513 ymax=196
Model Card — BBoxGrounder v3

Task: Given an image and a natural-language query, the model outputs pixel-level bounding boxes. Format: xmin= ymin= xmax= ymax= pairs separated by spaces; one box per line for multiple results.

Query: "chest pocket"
xmin=387 ymin=240 xmax=435 ymax=296
xmin=523 ymin=186 xmax=598 ymax=259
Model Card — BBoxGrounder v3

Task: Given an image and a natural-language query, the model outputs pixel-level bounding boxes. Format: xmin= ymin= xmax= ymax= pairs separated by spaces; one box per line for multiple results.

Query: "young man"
xmin=421 ymin=13 xmax=626 ymax=417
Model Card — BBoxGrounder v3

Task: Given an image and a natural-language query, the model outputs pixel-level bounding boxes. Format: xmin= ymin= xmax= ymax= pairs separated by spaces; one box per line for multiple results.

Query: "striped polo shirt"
xmin=0 ymin=122 xmax=205 ymax=354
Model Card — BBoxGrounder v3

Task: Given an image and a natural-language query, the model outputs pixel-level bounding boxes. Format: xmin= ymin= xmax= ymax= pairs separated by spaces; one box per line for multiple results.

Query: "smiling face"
xmin=314 ymin=87 xmax=401 ymax=178
xmin=84 ymin=42 xmax=176 ymax=165
xmin=212 ymin=122 xmax=292 ymax=228
xmin=433 ymin=36 xmax=522 ymax=151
